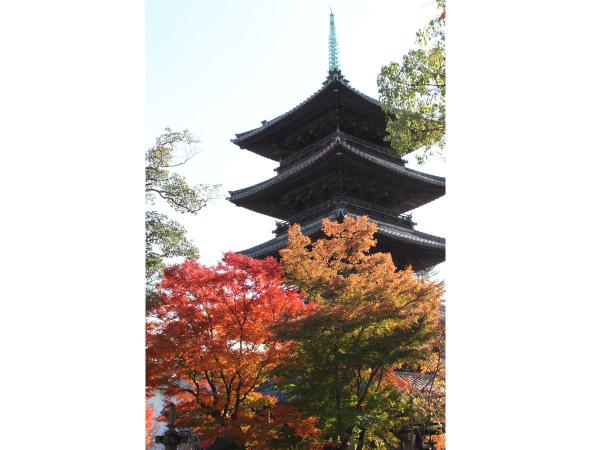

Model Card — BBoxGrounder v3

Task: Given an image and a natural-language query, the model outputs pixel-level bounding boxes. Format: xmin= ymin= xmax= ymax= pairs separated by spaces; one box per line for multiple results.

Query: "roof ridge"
xmin=233 ymin=79 xmax=335 ymax=142
xmin=229 ymin=140 xmax=444 ymax=201
xmin=238 ymin=211 xmax=446 ymax=258
xmin=232 ymin=77 xmax=382 ymax=144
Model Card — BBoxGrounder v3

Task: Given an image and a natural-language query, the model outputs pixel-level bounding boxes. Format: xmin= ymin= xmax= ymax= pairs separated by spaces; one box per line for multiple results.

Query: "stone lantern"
xmin=155 ymin=403 xmax=190 ymax=450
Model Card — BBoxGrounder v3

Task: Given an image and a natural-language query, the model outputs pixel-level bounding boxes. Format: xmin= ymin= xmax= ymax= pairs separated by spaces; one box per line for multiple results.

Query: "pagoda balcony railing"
xmin=274 ymin=195 xmax=414 ymax=236
xmin=276 ymin=131 xmax=406 ymax=173
xmin=276 ymin=132 xmax=338 ymax=173
xmin=339 ymin=131 xmax=406 ymax=164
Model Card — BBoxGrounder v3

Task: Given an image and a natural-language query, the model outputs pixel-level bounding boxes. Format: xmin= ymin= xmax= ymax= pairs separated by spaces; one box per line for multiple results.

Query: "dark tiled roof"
xmin=238 ymin=211 xmax=445 ymax=259
xmin=256 ymin=381 xmax=288 ymax=403
xmin=229 ymin=137 xmax=444 ymax=202
xmin=343 ymin=140 xmax=445 ymax=185
xmin=393 ymin=371 xmax=442 ymax=394
xmin=274 ymin=195 xmax=416 ymax=232
xmin=232 ymin=73 xmax=381 ymax=144
xmin=229 ymin=141 xmax=337 ymax=201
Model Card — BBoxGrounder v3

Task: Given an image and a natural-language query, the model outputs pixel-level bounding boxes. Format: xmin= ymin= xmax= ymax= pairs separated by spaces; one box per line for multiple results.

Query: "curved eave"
xmin=233 ymin=82 xmax=332 ymax=143
xmin=343 ymin=141 xmax=445 ymax=187
xmin=238 ymin=212 xmax=445 ymax=269
xmin=232 ymin=75 xmax=384 ymax=156
xmin=229 ymin=140 xmax=337 ymax=202
xmin=229 ymin=138 xmax=445 ymax=204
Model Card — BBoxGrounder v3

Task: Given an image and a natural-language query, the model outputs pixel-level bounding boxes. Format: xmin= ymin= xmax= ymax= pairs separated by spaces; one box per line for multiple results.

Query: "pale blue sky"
xmin=146 ymin=0 xmax=446 ymax=277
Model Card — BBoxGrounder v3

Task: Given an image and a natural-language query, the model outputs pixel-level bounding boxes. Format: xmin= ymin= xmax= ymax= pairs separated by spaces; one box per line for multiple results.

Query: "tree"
xmin=390 ymin=338 xmax=446 ymax=449
xmin=146 ymin=400 xmax=159 ymax=449
xmin=146 ymin=253 xmax=319 ymax=448
xmin=145 ymin=128 xmax=218 ymax=301
xmin=377 ymin=0 xmax=445 ymax=163
xmin=277 ymin=216 xmax=444 ymax=449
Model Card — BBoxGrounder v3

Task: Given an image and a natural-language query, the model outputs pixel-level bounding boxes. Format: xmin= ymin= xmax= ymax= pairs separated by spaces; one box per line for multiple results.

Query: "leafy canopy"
xmin=146 ymin=253 xmax=319 ymax=449
xmin=146 ymin=128 xmax=215 ymax=214
xmin=146 ymin=401 xmax=158 ymax=449
xmin=145 ymin=211 xmax=198 ymax=286
xmin=145 ymin=128 xmax=218 ymax=295
xmin=277 ymin=216 xmax=444 ymax=449
xmin=377 ymin=0 xmax=445 ymax=163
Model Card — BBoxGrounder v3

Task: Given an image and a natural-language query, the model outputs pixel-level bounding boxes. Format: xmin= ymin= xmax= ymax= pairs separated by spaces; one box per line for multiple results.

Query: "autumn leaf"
xmin=146 ymin=253 xmax=316 ymax=447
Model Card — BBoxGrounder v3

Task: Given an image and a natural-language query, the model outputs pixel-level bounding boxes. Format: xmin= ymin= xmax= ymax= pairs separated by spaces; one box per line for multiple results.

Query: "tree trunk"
xmin=356 ymin=428 xmax=366 ymax=450
xmin=338 ymin=426 xmax=354 ymax=450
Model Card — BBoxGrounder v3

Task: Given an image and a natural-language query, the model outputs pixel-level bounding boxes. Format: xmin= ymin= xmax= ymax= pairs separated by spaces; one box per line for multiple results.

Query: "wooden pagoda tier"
xmin=232 ymin=71 xmax=388 ymax=160
xmin=236 ymin=200 xmax=445 ymax=271
xmin=229 ymin=70 xmax=445 ymax=271
xmin=229 ymin=131 xmax=444 ymax=220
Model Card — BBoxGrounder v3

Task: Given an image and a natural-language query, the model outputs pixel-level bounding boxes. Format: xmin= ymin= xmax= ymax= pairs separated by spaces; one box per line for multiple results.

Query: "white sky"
xmin=146 ymin=0 xmax=446 ymax=278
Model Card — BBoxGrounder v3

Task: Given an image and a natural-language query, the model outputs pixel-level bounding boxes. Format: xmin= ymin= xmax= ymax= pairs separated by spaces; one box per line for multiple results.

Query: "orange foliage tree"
xmin=277 ymin=216 xmax=444 ymax=449
xmin=146 ymin=400 xmax=158 ymax=449
xmin=146 ymin=253 xmax=319 ymax=448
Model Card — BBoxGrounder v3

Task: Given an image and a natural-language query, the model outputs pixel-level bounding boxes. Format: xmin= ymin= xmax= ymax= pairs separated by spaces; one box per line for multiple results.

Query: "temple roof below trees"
xmin=393 ymin=371 xmax=444 ymax=395
xmin=257 ymin=371 xmax=443 ymax=404
xmin=229 ymin=132 xmax=445 ymax=220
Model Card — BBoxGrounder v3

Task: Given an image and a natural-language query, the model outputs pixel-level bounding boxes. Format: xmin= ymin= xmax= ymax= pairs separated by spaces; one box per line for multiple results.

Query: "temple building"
xmin=229 ymin=11 xmax=445 ymax=271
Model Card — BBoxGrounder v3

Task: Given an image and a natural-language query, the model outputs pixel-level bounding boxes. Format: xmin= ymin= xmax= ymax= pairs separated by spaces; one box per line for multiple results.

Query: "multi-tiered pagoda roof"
xmin=229 ymin=14 xmax=445 ymax=271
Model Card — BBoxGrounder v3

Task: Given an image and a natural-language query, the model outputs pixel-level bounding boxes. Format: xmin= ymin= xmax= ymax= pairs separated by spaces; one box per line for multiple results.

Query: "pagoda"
xmin=229 ymin=12 xmax=445 ymax=271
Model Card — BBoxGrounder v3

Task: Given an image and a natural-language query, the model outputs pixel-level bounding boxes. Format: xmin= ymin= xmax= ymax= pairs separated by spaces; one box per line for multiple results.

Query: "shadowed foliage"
xmin=276 ymin=216 xmax=444 ymax=449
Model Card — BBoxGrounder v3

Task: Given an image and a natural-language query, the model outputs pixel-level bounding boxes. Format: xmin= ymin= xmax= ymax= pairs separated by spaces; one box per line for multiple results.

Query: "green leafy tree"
xmin=145 ymin=128 xmax=218 ymax=301
xmin=276 ymin=216 xmax=444 ymax=449
xmin=377 ymin=0 xmax=445 ymax=163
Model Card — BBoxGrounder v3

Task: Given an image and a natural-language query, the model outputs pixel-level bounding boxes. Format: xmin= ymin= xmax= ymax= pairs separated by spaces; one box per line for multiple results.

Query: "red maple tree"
xmin=146 ymin=253 xmax=318 ymax=448
xmin=146 ymin=400 xmax=158 ymax=449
